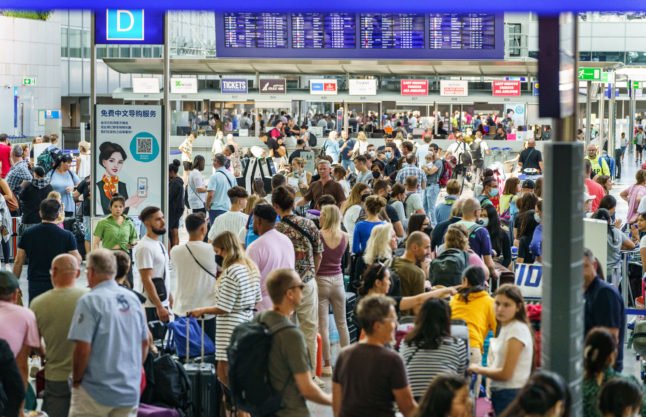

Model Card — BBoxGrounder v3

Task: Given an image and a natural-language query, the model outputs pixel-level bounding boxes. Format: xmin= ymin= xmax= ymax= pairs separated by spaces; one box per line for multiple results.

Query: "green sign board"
xmin=22 ymin=77 xmax=36 ymax=86
xmin=633 ymin=81 xmax=641 ymax=89
xmin=578 ymin=67 xmax=601 ymax=81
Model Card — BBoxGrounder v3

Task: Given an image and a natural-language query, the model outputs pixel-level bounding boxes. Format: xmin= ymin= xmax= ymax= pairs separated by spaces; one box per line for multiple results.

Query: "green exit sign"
xmin=578 ymin=67 xmax=601 ymax=81
xmin=22 ymin=77 xmax=36 ymax=86
xmin=633 ymin=81 xmax=641 ymax=89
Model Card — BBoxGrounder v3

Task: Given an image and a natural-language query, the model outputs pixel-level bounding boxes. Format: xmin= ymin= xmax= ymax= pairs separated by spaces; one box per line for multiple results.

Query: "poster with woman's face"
xmin=94 ymin=105 xmax=163 ymax=216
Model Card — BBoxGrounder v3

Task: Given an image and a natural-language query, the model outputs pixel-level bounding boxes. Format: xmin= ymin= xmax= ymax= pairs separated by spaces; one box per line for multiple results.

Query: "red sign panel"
xmin=492 ymin=80 xmax=521 ymax=96
xmin=400 ymin=80 xmax=429 ymax=96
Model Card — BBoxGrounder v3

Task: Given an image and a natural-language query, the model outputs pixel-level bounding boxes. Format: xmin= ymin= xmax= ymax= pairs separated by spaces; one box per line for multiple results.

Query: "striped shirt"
xmin=214 ymin=263 xmax=262 ymax=361
xmin=400 ymin=337 xmax=468 ymax=399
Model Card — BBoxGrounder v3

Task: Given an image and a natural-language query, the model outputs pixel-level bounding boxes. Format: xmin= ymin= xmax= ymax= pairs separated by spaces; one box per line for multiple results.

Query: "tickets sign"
xmin=493 ymin=80 xmax=521 ymax=96
xmin=400 ymin=80 xmax=428 ymax=96
xmin=310 ymin=79 xmax=338 ymax=95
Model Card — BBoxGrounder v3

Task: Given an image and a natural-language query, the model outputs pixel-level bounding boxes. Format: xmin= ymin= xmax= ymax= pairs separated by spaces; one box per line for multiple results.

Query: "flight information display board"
xmin=216 ymin=13 xmax=504 ymax=59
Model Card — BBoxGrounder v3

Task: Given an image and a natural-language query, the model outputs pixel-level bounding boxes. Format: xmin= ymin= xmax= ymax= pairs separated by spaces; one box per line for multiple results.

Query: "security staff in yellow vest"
xmin=585 ymin=143 xmax=610 ymax=178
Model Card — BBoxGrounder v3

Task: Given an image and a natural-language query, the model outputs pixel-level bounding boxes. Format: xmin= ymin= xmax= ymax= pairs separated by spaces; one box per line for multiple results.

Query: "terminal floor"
xmin=13 ymin=151 xmax=645 ymax=415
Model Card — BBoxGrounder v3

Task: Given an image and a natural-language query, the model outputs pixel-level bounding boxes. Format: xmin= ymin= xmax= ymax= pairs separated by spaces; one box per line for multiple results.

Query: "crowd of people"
xmin=0 ymin=118 xmax=643 ymax=417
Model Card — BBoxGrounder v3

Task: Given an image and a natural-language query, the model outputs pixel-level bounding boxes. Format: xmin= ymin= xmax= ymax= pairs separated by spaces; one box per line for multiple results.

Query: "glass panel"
xmin=96 ymin=46 xmax=107 ymax=59
xmin=82 ymin=29 xmax=90 ymax=59
xmin=120 ymin=46 xmax=131 ymax=58
xmin=60 ymin=27 xmax=68 ymax=58
xmin=68 ymin=28 xmax=82 ymax=58
xmin=131 ymin=47 xmax=142 ymax=58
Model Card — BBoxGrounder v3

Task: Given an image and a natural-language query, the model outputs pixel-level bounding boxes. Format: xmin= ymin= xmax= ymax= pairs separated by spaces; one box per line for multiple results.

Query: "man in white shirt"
xmin=170 ymin=213 xmax=217 ymax=339
xmin=415 ymin=133 xmax=432 ymax=168
xmin=208 ymin=186 xmax=249 ymax=243
xmin=135 ymin=206 xmax=172 ymax=322
xmin=246 ymin=204 xmax=295 ymax=311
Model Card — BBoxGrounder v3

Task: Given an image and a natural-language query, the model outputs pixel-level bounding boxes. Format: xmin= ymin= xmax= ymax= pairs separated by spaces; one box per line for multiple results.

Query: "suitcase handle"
xmin=185 ymin=316 xmax=207 ymax=362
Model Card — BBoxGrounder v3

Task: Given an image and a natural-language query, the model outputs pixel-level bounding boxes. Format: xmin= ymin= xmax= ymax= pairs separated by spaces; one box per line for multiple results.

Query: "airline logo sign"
xmin=310 ymin=79 xmax=338 ymax=95
xmin=440 ymin=80 xmax=469 ymax=97
xmin=171 ymin=78 xmax=198 ymax=94
xmin=96 ymin=9 xmax=164 ymax=44
xmin=493 ymin=80 xmax=521 ymax=96
xmin=259 ymin=79 xmax=286 ymax=94
xmin=400 ymin=80 xmax=428 ymax=96
xmin=349 ymin=79 xmax=377 ymax=96
xmin=221 ymin=79 xmax=248 ymax=94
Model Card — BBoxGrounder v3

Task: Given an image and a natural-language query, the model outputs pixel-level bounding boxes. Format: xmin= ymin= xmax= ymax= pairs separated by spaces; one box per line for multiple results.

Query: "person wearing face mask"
xmin=384 ymin=145 xmax=399 ymax=177
xmin=477 ymin=177 xmax=498 ymax=208
xmin=422 ymin=145 xmax=443 ymax=227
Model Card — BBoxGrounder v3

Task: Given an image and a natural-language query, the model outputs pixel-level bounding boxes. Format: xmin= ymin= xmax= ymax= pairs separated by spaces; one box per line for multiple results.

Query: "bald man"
xmin=391 ymin=231 xmax=431 ymax=309
xmin=584 ymin=143 xmax=610 ymax=178
xmin=518 ymin=138 xmax=543 ymax=173
xmin=30 ymin=254 xmax=86 ymax=417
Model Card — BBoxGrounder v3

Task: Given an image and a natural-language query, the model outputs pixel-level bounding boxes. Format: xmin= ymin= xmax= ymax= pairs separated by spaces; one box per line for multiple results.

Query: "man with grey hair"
xmin=68 ymin=249 xmax=148 ymax=417
xmin=6 ymin=144 xmax=32 ymax=197
xmin=205 ymin=152 xmax=236 ymax=224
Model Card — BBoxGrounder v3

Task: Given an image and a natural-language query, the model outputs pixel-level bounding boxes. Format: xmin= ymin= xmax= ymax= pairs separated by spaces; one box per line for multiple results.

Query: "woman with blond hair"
xmin=351 ymin=131 xmax=370 ymax=158
xmin=76 ymin=140 xmax=91 ymax=178
xmin=317 ymin=204 xmax=350 ymax=376
xmin=342 ymin=182 xmax=370 ymax=244
xmin=363 ymin=223 xmax=397 ymax=266
xmin=190 ymin=231 xmax=261 ymax=387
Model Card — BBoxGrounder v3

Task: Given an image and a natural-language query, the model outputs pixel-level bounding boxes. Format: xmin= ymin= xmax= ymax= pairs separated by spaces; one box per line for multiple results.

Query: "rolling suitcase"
xmin=346 ymin=292 xmax=359 ymax=343
xmin=183 ymin=317 xmax=220 ymax=417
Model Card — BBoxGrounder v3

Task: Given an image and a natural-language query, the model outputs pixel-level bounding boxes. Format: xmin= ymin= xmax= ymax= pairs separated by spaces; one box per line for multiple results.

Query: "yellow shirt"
xmin=450 ymin=290 xmax=497 ymax=352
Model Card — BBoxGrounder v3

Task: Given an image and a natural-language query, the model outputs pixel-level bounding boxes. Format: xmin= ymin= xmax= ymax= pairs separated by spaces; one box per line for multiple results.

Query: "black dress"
xmin=168 ymin=176 xmax=184 ymax=229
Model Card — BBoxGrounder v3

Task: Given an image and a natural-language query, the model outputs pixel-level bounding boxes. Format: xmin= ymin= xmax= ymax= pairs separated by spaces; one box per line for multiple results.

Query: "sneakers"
xmin=313 ymin=375 xmax=326 ymax=389
xmin=321 ymin=366 xmax=333 ymax=377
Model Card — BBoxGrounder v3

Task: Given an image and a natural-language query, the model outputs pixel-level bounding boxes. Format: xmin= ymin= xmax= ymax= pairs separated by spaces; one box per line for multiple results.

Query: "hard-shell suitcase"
xmin=183 ymin=317 xmax=220 ymax=417
xmin=346 ymin=292 xmax=359 ymax=343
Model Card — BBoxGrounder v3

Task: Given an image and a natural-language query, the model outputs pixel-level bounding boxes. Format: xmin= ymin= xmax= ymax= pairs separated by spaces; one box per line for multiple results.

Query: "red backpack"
xmin=438 ymin=159 xmax=453 ymax=188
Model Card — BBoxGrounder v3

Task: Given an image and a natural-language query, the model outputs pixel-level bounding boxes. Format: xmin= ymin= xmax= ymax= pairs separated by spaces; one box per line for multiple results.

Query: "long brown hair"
xmin=494 ymin=284 xmax=529 ymax=325
xmin=343 ymin=183 xmax=369 ymax=215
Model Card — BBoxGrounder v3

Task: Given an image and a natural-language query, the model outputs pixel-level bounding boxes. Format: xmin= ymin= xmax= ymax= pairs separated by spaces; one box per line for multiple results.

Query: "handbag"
xmin=152 ymin=243 xmax=168 ymax=302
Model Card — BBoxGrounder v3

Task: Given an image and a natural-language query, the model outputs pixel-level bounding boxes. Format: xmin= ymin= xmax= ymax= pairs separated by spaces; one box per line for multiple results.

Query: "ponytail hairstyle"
xmin=457 ymin=266 xmax=487 ymax=303
xmin=583 ymin=327 xmax=617 ymax=379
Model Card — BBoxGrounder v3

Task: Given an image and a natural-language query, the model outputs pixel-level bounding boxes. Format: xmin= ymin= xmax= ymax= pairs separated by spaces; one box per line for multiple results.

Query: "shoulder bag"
xmin=151 ymin=242 xmax=168 ymax=302
xmin=185 ymin=244 xmax=217 ymax=279
xmin=281 ymin=216 xmax=315 ymax=248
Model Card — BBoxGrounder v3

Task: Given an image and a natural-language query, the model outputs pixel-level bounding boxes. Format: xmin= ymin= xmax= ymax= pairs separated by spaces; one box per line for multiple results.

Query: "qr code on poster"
xmin=137 ymin=137 xmax=153 ymax=154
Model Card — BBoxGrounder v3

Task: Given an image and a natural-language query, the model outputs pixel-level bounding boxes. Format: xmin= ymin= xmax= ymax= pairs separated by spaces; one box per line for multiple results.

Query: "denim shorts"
xmin=83 ymin=216 xmax=91 ymax=242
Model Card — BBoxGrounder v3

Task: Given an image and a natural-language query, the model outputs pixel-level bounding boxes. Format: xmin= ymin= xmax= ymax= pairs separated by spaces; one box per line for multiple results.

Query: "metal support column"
xmin=538 ymin=14 xmax=583 ymax=417
xmin=630 ymin=81 xmax=637 ymax=152
xmin=609 ymin=84 xmax=616 ymax=154
xmin=598 ymin=84 xmax=605 ymax=147
xmin=162 ymin=12 xmax=170 ymax=244
xmin=90 ymin=12 xmax=96 ymax=224
xmin=585 ymin=81 xmax=592 ymax=145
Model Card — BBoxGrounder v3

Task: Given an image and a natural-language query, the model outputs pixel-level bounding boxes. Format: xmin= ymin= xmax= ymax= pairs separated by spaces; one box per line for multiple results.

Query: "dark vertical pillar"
xmin=538 ymin=14 xmax=584 ymax=417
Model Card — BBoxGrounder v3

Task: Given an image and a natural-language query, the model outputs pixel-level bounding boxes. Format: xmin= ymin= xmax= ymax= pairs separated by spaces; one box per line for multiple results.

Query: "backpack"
xmin=470 ymin=141 xmax=483 ymax=161
xmin=151 ymin=354 xmax=192 ymax=414
xmin=429 ymin=248 xmax=470 ymax=287
xmin=228 ymin=319 xmax=296 ymax=416
xmin=318 ymin=140 xmax=328 ymax=158
xmin=438 ymin=159 xmax=453 ymax=188
xmin=458 ymin=142 xmax=472 ymax=166
xmin=307 ymin=132 xmax=317 ymax=148
xmin=598 ymin=155 xmax=615 ymax=178
xmin=36 ymin=146 xmax=63 ymax=174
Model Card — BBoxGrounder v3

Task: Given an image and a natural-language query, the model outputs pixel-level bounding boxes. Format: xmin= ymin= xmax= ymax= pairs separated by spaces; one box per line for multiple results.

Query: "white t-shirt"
xmin=343 ymin=204 xmax=362 ymax=245
xmin=135 ymin=236 xmax=171 ymax=308
xmin=489 ymin=320 xmax=533 ymax=390
xmin=415 ymin=143 xmax=431 ymax=168
xmin=187 ymin=170 xmax=207 ymax=210
xmin=208 ymin=211 xmax=249 ymax=242
xmin=170 ymin=241 xmax=218 ymax=316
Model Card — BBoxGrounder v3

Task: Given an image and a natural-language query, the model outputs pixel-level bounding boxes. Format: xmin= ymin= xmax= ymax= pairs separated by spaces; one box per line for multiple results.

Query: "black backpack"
xmin=307 ymin=132 xmax=317 ymax=148
xmin=36 ymin=146 xmax=63 ymax=174
xmin=228 ymin=318 xmax=296 ymax=416
xmin=151 ymin=354 xmax=192 ymax=414
xmin=459 ymin=142 xmax=472 ymax=166
xmin=470 ymin=141 xmax=483 ymax=161
xmin=429 ymin=248 xmax=470 ymax=287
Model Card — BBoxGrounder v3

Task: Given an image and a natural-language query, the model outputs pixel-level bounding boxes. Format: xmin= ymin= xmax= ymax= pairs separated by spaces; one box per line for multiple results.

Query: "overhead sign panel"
xmin=221 ymin=79 xmax=248 ymax=94
xmin=259 ymin=78 xmax=287 ymax=94
xmin=132 ymin=77 xmax=160 ymax=94
xmin=215 ymin=13 xmax=504 ymax=60
xmin=95 ymin=9 xmax=164 ymax=44
xmin=170 ymin=78 xmax=198 ymax=94
xmin=492 ymin=80 xmax=521 ymax=96
xmin=440 ymin=80 xmax=469 ymax=96
xmin=400 ymin=80 xmax=428 ymax=96
xmin=310 ymin=79 xmax=338 ymax=95
xmin=349 ymin=79 xmax=377 ymax=95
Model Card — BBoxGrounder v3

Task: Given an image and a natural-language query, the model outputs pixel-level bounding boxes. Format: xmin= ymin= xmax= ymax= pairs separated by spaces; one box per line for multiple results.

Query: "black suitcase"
xmin=183 ymin=318 xmax=220 ymax=417
xmin=346 ymin=292 xmax=359 ymax=343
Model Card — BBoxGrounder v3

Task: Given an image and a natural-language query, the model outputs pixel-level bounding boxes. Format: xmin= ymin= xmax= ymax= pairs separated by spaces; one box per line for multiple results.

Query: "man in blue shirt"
xmin=68 ymin=249 xmax=148 ymax=417
xmin=205 ymin=153 xmax=236 ymax=224
xmin=456 ymin=198 xmax=498 ymax=282
xmin=583 ymin=248 xmax=625 ymax=372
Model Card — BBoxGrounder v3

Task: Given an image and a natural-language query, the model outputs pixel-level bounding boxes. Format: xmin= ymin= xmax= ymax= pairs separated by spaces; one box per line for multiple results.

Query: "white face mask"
xmin=480 ymin=218 xmax=489 ymax=227
xmin=534 ymin=213 xmax=541 ymax=224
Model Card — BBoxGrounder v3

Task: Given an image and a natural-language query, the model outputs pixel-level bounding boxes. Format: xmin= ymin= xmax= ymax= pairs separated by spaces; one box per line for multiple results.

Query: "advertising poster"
xmin=259 ymin=78 xmax=287 ymax=94
xmin=504 ymin=103 xmax=526 ymax=128
xmin=310 ymin=79 xmax=338 ymax=95
xmin=95 ymin=105 xmax=163 ymax=216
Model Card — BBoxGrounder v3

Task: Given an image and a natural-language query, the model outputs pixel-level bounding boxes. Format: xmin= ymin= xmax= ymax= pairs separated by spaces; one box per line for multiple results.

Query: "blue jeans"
xmin=208 ymin=209 xmax=227 ymax=225
xmin=425 ymin=184 xmax=441 ymax=226
xmin=492 ymin=389 xmax=519 ymax=416
xmin=341 ymin=159 xmax=354 ymax=172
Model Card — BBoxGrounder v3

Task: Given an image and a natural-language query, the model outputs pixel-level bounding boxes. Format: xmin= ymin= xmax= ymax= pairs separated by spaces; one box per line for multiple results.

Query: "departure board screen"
xmin=292 ymin=13 xmax=356 ymax=48
xmin=360 ymin=14 xmax=424 ymax=49
xmin=224 ymin=13 xmax=288 ymax=48
xmin=216 ymin=13 xmax=503 ymax=59
xmin=429 ymin=13 xmax=495 ymax=49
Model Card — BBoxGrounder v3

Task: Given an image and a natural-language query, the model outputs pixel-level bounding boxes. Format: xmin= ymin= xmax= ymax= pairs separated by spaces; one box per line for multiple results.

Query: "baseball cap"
xmin=0 ymin=270 xmax=19 ymax=292
xmin=522 ymin=179 xmax=536 ymax=189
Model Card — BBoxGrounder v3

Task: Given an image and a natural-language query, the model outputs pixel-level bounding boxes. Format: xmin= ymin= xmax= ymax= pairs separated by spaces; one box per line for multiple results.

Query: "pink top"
xmin=624 ymin=183 xmax=646 ymax=223
xmin=247 ymin=229 xmax=296 ymax=311
xmin=317 ymin=234 xmax=347 ymax=277
xmin=0 ymin=301 xmax=40 ymax=356
xmin=467 ymin=250 xmax=490 ymax=280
